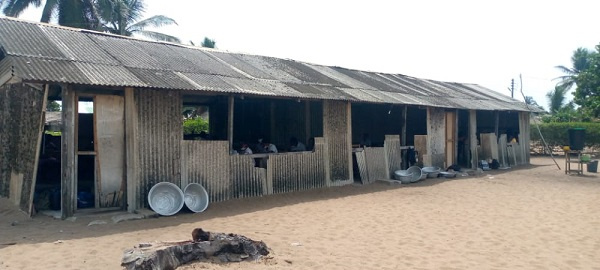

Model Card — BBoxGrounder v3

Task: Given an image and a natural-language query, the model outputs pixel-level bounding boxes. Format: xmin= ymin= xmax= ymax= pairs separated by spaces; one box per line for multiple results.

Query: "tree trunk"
xmin=121 ymin=229 xmax=269 ymax=270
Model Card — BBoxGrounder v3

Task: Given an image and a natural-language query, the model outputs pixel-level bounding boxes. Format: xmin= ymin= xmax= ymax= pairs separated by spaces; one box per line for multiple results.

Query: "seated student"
xmin=261 ymin=139 xmax=278 ymax=153
xmin=240 ymin=143 xmax=253 ymax=155
xmin=254 ymin=137 xmax=266 ymax=153
xmin=289 ymin=137 xmax=306 ymax=152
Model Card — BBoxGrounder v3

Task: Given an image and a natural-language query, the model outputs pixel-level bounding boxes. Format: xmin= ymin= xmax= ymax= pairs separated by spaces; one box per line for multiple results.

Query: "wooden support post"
xmin=269 ymin=101 xmax=275 ymax=144
xmin=518 ymin=111 xmax=530 ymax=164
xmin=61 ymin=85 xmax=76 ymax=218
xmin=125 ymin=87 xmax=139 ymax=212
xmin=305 ymin=100 xmax=311 ymax=143
xmin=228 ymin=95 xmax=234 ymax=153
xmin=346 ymin=101 xmax=353 ymax=183
xmin=469 ymin=110 xmax=478 ymax=169
xmin=494 ymin=111 xmax=500 ymax=142
xmin=401 ymin=105 xmax=407 ymax=146
xmin=27 ymin=84 xmax=48 ymax=215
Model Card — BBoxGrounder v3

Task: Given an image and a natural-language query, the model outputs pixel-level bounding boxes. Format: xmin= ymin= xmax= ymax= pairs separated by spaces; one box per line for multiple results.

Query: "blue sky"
xmin=17 ymin=0 xmax=600 ymax=110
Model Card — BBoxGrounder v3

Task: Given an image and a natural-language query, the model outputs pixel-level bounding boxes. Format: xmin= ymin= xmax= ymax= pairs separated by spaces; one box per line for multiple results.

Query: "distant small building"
xmin=0 ymin=17 xmax=532 ymax=218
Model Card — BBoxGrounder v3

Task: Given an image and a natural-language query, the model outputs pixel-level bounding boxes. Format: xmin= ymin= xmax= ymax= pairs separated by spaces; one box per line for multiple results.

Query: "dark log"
xmin=121 ymin=228 xmax=269 ymax=270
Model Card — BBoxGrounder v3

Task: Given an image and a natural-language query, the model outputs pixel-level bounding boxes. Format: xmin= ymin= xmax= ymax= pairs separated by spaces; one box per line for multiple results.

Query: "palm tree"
xmin=554 ymin=47 xmax=594 ymax=90
xmin=100 ymin=0 xmax=180 ymax=43
xmin=201 ymin=37 xmax=216 ymax=48
xmin=2 ymin=0 xmax=101 ymax=30
xmin=546 ymin=85 xmax=569 ymax=113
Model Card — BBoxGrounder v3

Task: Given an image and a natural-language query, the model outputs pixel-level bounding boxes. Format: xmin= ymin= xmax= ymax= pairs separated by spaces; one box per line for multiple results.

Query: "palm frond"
xmin=135 ymin=30 xmax=181 ymax=43
xmin=128 ymin=15 xmax=177 ymax=32
xmin=555 ymin=80 xmax=576 ymax=91
xmin=2 ymin=0 xmax=41 ymax=17
xmin=554 ymin=65 xmax=575 ymax=75
xmin=40 ymin=0 xmax=58 ymax=23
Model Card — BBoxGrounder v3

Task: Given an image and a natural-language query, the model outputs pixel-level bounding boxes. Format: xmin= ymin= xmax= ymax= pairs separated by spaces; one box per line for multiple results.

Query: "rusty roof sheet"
xmin=0 ymin=17 xmax=531 ymax=112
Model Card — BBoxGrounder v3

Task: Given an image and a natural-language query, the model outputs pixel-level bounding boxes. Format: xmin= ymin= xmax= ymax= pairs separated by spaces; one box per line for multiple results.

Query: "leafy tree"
xmin=2 ymin=0 xmax=101 ymax=30
xmin=545 ymin=85 xmax=569 ymax=113
xmin=524 ymin=96 xmax=545 ymax=112
xmin=183 ymin=117 xmax=209 ymax=135
xmin=99 ymin=0 xmax=180 ymax=43
xmin=573 ymin=43 xmax=600 ymax=117
xmin=555 ymin=47 xmax=595 ymax=91
xmin=201 ymin=37 xmax=216 ymax=48
xmin=46 ymin=100 xmax=61 ymax=112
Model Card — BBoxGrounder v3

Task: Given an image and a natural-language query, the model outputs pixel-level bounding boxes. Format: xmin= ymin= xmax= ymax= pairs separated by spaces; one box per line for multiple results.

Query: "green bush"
xmin=183 ymin=117 xmax=209 ymax=135
xmin=531 ymin=122 xmax=600 ymax=148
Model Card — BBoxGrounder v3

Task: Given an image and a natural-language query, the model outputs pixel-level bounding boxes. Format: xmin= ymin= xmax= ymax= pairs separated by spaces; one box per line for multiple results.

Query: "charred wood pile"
xmin=121 ymin=228 xmax=269 ymax=270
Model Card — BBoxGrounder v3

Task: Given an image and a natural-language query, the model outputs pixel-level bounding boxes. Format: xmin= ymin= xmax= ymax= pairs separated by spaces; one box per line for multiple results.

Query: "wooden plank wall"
xmin=469 ymin=110 xmax=478 ymax=169
xmin=181 ymin=140 xmax=231 ymax=202
xmin=135 ymin=89 xmax=182 ymax=208
xmin=519 ymin=112 xmax=531 ymax=164
xmin=480 ymin=133 xmax=499 ymax=161
xmin=425 ymin=107 xmax=446 ymax=167
xmin=269 ymin=138 xmax=326 ymax=194
xmin=323 ymin=101 xmax=351 ymax=183
xmin=384 ymin=135 xmax=402 ymax=178
xmin=0 ymin=83 xmax=46 ymax=214
xmin=498 ymin=134 xmax=508 ymax=167
xmin=61 ymin=85 xmax=76 ymax=218
xmin=95 ymin=95 xmax=125 ymax=207
xmin=414 ymin=135 xmax=427 ymax=167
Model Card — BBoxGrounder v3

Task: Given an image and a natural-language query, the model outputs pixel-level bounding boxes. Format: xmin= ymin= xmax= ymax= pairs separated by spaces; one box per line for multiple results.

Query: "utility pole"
xmin=509 ymin=78 xmax=515 ymax=98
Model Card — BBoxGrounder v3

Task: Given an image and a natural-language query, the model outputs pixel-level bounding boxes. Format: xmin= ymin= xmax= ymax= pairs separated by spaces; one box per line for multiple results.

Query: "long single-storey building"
xmin=0 ymin=17 xmax=532 ymax=218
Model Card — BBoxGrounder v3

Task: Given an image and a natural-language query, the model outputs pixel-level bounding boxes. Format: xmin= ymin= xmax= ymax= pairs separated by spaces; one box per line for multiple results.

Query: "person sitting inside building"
xmin=289 ymin=137 xmax=306 ymax=152
xmin=240 ymin=143 xmax=253 ymax=155
xmin=259 ymin=138 xmax=278 ymax=153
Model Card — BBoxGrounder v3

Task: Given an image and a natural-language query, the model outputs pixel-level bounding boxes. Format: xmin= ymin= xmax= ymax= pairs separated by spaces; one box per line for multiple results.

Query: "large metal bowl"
xmin=184 ymin=183 xmax=210 ymax=213
xmin=148 ymin=182 xmax=184 ymax=216
xmin=439 ymin=171 xmax=457 ymax=178
xmin=394 ymin=166 xmax=422 ymax=184
xmin=422 ymin=166 xmax=441 ymax=178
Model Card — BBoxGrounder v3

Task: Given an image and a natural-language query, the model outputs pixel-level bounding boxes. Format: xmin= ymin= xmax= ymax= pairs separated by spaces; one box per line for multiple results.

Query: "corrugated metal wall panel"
xmin=384 ymin=135 xmax=402 ymax=178
xmin=230 ymin=155 xmax=266 ymax=198
xmin=135 ymin=89 xmax=182 ymax=208
xmin=364 ymin=147 xmax=387 ymax=182
xmin=323 ymin=101 xmax=351 ymax=182
xmin=269 ymin=144 xmax=326 ymax=194
xmin=181 ymin=141 xmax=231 ymax=202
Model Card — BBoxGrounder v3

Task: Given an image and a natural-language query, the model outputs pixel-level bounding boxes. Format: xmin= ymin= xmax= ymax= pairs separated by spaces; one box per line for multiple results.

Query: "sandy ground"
xmin=1 ymin=156 xmax=599 ymax=270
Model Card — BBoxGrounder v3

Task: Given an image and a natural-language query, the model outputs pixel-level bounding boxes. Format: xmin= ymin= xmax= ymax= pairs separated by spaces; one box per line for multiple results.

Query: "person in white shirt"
xmin=240 ymin=143 xmax=253 ymax=154
xmin=262 ymin=139 xmax=278 ymax=153
xmin=289 ymin=137 xmax=306 ymax=152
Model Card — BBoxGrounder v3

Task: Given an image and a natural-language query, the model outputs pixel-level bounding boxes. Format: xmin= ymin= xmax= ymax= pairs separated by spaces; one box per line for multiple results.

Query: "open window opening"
xmin=231 ymin=97 xmax=322 ymax=156
xmin=33 ymin=90 xmax=62 ymax=212
xmin=351 ymin=103 xmax=404 ymax=148
xmin=183 ymin=105 xmax=210 ymax=140
xmin=76 ymin=98 xmax=95 ymax=209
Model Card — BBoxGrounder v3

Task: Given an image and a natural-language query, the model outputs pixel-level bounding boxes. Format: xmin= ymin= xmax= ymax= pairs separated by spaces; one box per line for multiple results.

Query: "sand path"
xmin=1 ymin=157 xmax=599 ymax=269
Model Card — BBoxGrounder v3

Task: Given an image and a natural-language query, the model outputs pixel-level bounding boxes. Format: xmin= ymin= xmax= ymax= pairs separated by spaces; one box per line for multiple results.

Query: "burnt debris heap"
xmin=121 ymin=228 xmax=269 ymax=270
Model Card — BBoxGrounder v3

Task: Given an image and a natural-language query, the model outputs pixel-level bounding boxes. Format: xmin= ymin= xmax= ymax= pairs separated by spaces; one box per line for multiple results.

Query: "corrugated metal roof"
xmin=0 ymin=17 xmax=532 ymax=112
